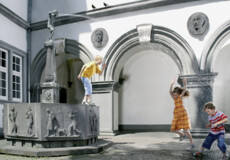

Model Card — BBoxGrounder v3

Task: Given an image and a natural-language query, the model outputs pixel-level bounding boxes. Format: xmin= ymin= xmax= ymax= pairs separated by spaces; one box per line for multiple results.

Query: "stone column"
xmin=43 ymin=39 xmax=56 ymax=83
xmin=40 ymin=39 xmax=60 ymax=103
xmin=92 ymin=81 xmax=120 ymax=135
xmin=178 ymin=73 xmax=218 ymax=130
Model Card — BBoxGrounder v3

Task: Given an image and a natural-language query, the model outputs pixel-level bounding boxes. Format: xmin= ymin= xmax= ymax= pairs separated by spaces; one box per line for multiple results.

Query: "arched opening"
xmin=213 ymin=44 xmax=230 ymax=120
xmin=200 ymin=21 xmax=230 ymax=73
xmin=200 ymin=21 xmax=230 ymax=128
xmin=102 ymin=25 xmax=198 ymax=132
xmin=118 ymin=44 xmax=181 ymax=130
xmin=30 ymin=39 xmax=94 ymax=103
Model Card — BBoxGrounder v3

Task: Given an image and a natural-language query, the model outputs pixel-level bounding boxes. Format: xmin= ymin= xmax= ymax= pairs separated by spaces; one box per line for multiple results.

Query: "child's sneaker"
xmin=222 ymin=153 xmax=229 ymax=160
xmin=187 ymin=144 xmax=195 ymax=150
xmin=193 ymin=152 xmax=204 ymax=157
xmin=86 ymin=101 xmax=94 ymax=105
xmin=85 ymin=101 xmax=90 ymax=105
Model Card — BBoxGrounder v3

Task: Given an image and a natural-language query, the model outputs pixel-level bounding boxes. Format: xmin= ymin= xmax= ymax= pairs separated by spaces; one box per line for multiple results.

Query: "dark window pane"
xmin=2 ymin=51 xmax=6 ymax=59
xmin=16 ymin=65 xmax=20 ymax=72
xmin=13 ymin=83 xmax=15 ymax=90
xmin=1 ymin=72 xmax=6 ymax=79
xmin=13 ymin=91 xmax=15 ymax=97
xmin=13 ymin=56 xmax=15 ymax=63
xmin=17 ymin=84 xmax=20 ymax=91
xmin=2 ymin=89 xmax=6 ymax=96
xmin=2 ymin=60 xmax=5 ymax=67
xmin=17 ymin=77 xmax=20 ymax=83
xmin=2 ymin=80 xmax=5 ymax=88
xmin=17 ymin=92 xmax=20 ymax=98
xmin=16 ymin=58 xmax=20 ymax=64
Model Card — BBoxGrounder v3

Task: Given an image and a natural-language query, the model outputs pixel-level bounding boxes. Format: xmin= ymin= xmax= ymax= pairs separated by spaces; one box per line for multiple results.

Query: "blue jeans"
xmin=81 ymin=77 xmax=92 ymax=95
xmin=202 ymin=133 xmax=226 ymax=152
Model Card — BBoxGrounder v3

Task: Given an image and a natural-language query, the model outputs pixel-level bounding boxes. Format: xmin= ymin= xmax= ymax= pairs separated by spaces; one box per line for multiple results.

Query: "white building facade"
xmin=1 ymin=0 xmax=230 ymax=136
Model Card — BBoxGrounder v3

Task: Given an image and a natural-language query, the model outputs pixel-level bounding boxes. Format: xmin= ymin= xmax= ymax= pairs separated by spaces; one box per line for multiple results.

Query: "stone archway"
xmin=103 ymin=25 xmax=199 ymax=82
xmin=200 ymin=21 xmax=230 ymax=73
xmin=93 ymin=25 xmax=200 ymax=135
xmin=200 ymin=20 xmax=230 ymax=129
xmin=30 ymin=38 xmax=94 ymax=102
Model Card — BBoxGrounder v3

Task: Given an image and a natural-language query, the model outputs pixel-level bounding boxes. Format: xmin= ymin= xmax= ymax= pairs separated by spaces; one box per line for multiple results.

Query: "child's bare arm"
xmin=213 ymin=118 xmax=228 ymax=127
xmin=181 ymin=78 xmax=187 ymax=98
xmin=99 ymin=63 xmax=106 ymax=75
xmin=169 ymin=79 xmax=175 ymax=99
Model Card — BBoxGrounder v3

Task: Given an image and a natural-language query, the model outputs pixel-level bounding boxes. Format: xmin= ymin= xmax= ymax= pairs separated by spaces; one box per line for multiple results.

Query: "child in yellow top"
xmin=169 ymin=77 xmax=194 ymax=149
xmin=78 ymin=55 xmax=106 ymax=105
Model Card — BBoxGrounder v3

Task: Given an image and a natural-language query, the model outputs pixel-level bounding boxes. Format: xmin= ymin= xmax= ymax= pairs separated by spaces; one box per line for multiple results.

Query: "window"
xmin=0 ymin=48 xmax=8 ymax=100
xmin=0 ymin=47 xmax=24 ymax=102
xmin=12 ymin=54 xmax=22 ymax=101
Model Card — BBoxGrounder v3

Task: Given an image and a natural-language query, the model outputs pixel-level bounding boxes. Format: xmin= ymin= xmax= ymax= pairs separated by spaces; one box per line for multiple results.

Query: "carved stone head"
xmin=187 ymin=12 xmax=209 ymax=35
xmin=91 ymin=28 xmax=108 ymax=48
xmin=49 ymin=10 xmax=58 ymax=17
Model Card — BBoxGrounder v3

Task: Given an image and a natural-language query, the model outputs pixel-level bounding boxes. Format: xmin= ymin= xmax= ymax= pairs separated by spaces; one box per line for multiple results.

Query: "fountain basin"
xmin=3 ymin=103 xmax=99 ymax=148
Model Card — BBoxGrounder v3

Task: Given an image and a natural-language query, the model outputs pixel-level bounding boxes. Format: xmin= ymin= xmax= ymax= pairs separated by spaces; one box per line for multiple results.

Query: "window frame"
xmin=0 ymin=48 xmax=8 ymax=100
xmin=12 ymin=54 xmax=22 ymax=102
xmin=0 ymin=41 xmax=27 ymax=103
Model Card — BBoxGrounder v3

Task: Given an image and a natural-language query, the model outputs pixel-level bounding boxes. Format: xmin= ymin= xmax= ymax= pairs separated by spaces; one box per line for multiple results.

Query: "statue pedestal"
xmin=40 ymin=83 xmax=61 ymax=103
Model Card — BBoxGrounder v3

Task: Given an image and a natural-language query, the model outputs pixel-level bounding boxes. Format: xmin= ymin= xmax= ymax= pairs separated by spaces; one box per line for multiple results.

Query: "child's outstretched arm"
xmin=181 ymin=78 xmax=187 ymax=98
xmin=99 ymin=63 xmax=106 ymax=75
xmin=169 ymin=79 xmax=175 ymax=99
xmin=213 ymin=118 xmax=228 ymax=127
xmin=78 ymin=65 xmax=86 ymax=79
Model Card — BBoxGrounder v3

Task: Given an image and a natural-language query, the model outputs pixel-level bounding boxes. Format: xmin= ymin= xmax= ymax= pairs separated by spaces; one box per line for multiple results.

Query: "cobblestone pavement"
xmin=0 ymin=132 xmax=230 ymax=160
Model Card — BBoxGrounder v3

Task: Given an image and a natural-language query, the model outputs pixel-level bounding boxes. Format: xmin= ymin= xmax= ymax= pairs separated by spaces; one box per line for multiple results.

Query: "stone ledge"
xmin=0 ymin=139 xmax=112 ymax=157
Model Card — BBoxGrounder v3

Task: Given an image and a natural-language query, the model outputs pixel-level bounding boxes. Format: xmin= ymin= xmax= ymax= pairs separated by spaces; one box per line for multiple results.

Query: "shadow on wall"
xmin=0 ymin=128 xmax=3 ymax=139
xmin=193 ymin=86 xmax=212 ymax=128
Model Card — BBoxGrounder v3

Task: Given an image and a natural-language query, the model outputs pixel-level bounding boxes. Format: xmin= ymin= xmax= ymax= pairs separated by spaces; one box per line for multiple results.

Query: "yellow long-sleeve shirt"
xmin=81 ymin=61 xmax=101 ymax=78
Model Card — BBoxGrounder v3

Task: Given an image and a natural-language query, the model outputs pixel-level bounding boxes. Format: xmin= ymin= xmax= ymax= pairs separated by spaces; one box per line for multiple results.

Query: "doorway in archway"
xmin=118 ymin=46 xmax=181 ymax=131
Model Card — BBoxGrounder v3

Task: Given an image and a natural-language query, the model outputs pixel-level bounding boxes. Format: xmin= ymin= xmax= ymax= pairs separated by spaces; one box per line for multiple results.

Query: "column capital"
xmin=178 ymin=73 xmax=218 ymax=88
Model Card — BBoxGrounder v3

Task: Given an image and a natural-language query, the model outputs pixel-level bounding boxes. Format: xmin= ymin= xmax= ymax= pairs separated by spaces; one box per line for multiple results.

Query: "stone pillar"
xmin=43 ymin=39 xmax=56 ymax=83
xmin=40 ymin=39 xmax=65 ymax=103
xmin=92 ymin=81 xmax=120 ymax=135
xmin=178 ymin=73 xmax=218 ymax=129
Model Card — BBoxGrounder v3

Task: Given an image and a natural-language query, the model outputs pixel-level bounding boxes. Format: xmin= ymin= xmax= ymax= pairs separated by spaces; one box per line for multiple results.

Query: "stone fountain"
xmin=0 ymin=10 xmax=111 ymax=157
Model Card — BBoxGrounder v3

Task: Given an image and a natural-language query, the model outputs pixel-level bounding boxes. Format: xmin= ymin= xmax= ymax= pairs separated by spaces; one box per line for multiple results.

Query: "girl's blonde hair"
xmin=172 ymin=87 xmax=189 ymax=97
xmin=95 ymin=55 xmax=103 ymax=61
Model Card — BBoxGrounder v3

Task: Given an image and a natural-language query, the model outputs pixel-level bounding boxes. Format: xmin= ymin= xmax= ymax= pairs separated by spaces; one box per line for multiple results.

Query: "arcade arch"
xmin=103 ymin=25 xmax=198 ymax=130
xmin=30 ymin=39 xmax=94 ymax=103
